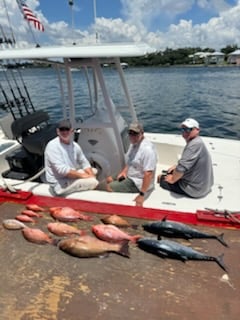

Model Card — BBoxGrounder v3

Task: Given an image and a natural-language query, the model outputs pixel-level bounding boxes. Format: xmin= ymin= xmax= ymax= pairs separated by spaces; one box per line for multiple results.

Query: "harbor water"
xmin=0 ymin=65 xmax=240 ymax=140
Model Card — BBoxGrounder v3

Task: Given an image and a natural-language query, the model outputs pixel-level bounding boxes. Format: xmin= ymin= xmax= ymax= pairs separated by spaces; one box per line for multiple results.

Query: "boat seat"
xmin=11 ymin=110 xmax=57 ymax=156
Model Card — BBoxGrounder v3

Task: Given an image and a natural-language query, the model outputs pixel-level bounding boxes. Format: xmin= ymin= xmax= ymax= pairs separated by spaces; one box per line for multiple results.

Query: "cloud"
xmin=1 ymin=0 xmax=240 ymax=51
xmin=197 ymin=0 xmax=232 ymax=13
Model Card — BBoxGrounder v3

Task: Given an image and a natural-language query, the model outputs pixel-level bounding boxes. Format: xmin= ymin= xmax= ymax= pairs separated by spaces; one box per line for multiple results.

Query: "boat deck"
xmin=1 ymin=132 xmax=239 ymax=216
xmin=1 ymin=202 xmax=240 ymax=320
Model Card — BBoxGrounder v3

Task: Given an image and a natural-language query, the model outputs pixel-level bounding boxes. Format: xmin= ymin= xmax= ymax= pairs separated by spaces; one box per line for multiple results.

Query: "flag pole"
xmin=16 ymin=0 xmax=43 ymax=47
xmin=68 ymin=0 xmax=76 ymax=45
xmin=93 ymin=0 xmax=98 ymax=42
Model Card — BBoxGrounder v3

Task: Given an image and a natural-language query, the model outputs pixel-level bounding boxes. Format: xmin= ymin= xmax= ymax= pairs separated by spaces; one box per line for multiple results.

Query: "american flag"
xmin=17 ymin=0 xmax=44 ymax=32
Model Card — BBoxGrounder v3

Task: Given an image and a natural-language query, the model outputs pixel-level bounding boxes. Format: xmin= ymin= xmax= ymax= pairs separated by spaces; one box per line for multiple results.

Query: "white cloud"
xmin=1 ymin=0 xmax=240 ymax=50
xmin=197 ymin=0 xmax=232 ymax=13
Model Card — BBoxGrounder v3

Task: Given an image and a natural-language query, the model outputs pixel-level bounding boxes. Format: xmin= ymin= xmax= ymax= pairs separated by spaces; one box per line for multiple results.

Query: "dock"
xmin=0 ymin=202 xmax=239 ymax=320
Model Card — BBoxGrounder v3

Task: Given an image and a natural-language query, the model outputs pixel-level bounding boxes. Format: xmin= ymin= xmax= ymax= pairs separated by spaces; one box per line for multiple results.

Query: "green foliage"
xmin=124 ymin=45 xmax=239 ymax=66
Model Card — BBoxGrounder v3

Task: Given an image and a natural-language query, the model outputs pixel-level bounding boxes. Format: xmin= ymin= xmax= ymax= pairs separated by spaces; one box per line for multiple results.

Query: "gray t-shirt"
xmin=176 ymin=136 xmax=214 ymax=198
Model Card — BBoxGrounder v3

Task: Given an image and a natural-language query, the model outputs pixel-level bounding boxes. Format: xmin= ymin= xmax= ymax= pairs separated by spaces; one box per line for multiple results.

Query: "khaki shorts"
xmin=53 ymin=168 xmax=98 ymax=196
xmin=109 ymin=177 xmax=139 ymax=193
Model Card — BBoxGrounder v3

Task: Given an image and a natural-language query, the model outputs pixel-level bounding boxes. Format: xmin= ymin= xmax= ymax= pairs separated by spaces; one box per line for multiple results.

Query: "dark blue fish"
xmin=142 ymin=217 xmax=228 ymax=247
xmin=137 ymin=238 xmax=227 ymax=272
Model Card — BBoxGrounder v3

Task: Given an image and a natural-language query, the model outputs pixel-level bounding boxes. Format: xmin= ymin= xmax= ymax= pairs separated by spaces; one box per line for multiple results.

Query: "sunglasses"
xmin=181 ymin=127 xmax=193 ymax=133
xmin=128 ymin=130 xmax=140 ymax=136
xmin=59 ymin=127 xmax=71 ymax=132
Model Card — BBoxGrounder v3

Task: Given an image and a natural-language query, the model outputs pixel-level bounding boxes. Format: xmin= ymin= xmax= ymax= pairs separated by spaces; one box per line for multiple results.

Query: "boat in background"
xmin=0 ymin=43 xmax=239 ymax=228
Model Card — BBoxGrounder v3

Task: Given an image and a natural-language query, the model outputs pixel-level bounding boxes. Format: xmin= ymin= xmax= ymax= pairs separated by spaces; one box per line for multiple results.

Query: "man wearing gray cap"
xmin=45 ymin=119 xmax=98 ymax=195
xmin=105 ymin=122 xmax=157 ymax=206
xmin=158 ymin=118 xmax=213 ymax=198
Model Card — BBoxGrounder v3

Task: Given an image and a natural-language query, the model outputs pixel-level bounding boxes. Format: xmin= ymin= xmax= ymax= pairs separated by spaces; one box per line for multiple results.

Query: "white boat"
xmin=0 ymin=43 xmax=239 ymax=227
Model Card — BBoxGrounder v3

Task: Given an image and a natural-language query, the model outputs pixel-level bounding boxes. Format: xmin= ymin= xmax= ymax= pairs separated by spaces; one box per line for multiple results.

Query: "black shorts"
xmin=159 ymin=175 xmax=190 ymax=197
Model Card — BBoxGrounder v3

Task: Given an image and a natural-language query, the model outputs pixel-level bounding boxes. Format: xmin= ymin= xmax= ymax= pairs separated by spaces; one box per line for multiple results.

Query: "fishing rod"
xmin=2 ymin=68 xmax=24 ymax=117
xmin=16 ymin=69 xmax=35 ymax=112
xmin=8 ymin=68 xmax=31 ymax=114
xmin=2 ymin=0 xmax=16 ymax=46
xmin=0 ymin=82 xmax=16 ymax=119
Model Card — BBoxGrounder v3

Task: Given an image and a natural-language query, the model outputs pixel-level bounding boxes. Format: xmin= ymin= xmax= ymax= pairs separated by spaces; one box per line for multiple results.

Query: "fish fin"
xmin=216 ymin=253 xmax=228 ymax=272
xmin=119 ymin=240 xmax=130 ymax=258
xmin=99 ymin=253 xmax=110 ymax=259
xmin=180 ymin=255 xmax=188 ymax=262
xmin=217 ymin=233 xmax=228 ymax=247
xmin=162 ymin=215 xmax=168 ymax=222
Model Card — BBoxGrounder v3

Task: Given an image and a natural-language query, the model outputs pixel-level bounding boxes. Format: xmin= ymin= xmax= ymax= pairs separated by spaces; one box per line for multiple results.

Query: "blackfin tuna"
xmin=142 ymin=217 xmax=228 ymax=247
xmin=137 ymin=238 xmax=227 ymax=272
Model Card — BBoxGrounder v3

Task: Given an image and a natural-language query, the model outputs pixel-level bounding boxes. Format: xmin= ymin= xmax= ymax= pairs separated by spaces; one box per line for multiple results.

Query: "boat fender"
xmin=87 ymin=153 xmax=111 ymax=178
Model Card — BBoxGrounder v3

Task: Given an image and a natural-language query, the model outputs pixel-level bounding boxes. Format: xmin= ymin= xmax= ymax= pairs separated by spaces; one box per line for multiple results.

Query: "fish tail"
xmin=119 ymin=240 xmax=130 ymax=258
xmin=131 ymin=235 xmax=143 ymax=243
xmin=131 ymin=224 xmax=139 ymax=230
xmin=217 ymin=233 xmax=228 ymax=247
xmin=215 ymin=253 xmax=228 ymax=272
xmin=52 ymin=238 xmax=61 ymax=246
xmin=82 ymin=215 xmax=93 ymax=221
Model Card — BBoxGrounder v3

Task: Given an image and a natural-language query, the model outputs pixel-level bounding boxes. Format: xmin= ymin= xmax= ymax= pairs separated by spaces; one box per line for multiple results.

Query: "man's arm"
xmin=134 ymin=170 xmax=154 ymax=206
xmin=164 ymin=170 xmax=184 ymax=184
xmin=66 ymin=168 xmax=95 ymax=179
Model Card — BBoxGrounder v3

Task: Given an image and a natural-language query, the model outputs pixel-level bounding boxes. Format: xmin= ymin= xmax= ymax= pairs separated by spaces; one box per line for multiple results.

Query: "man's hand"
xmin=134 ymin=194 xmax=144 ymax=207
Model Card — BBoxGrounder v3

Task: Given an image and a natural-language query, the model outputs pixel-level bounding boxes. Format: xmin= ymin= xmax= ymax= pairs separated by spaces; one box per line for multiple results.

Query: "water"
xmin=1 ymin=66 xmax=240 ymax=139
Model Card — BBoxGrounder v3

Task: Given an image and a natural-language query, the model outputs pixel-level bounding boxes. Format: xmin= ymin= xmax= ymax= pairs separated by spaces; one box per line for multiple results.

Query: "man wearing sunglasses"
xmin=45 ymin=119 xmax=98 ymax=195
xmin=158 ymin=118 xmax=213 ymax=198
xmin=105 ymin=122 xmax=157 ymax=207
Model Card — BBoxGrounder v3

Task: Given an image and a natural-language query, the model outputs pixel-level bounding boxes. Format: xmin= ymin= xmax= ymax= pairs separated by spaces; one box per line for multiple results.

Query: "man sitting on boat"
xmin=44 ymin=119 xmax=98 ymax=196
xmin=103 ymin=122 xmax=158 ymax=207
xmin=158 ymin=118 xmax=213 ymax=198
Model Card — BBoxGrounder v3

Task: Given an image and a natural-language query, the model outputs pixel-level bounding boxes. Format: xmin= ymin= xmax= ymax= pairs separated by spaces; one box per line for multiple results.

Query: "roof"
xmin=228 ymin=49 xmax=240 ymax=55
xmin=0 ymin=43 xmax=154 ymax=61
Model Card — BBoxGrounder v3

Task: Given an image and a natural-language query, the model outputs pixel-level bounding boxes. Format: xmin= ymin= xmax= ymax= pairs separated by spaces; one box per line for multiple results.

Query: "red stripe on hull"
xmin=0 ymin=188 xmax=239 ymax=229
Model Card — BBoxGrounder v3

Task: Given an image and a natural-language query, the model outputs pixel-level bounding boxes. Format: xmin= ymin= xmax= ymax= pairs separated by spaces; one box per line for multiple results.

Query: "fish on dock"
xmin=2 ymin=219 xmax=27 ymax=230
xmin=137 ymin=238 xmax=227 ymax=272
xmin=58 ymin=235 xmax=130 ymax=258
xmin=47 ymin=222 xmax=86 ymax=237
xmin=92 ymin=224 xmax=142 ymax=243
xmin=101 ymin=214 xmax=131 ymax=227
xmin=15 ymin=215 xmax=36 ymax=223
xmin=25 ymin=204 xmax=45 ymax=212
xmin=50 ymin=207 xmax=92 ymax=222
xmin=142 ymin=217 xmax=228 ymax=247
xmin=21 ymin=209 xmax=43 ymax=218
xmin=22 ymin=228 xmax=54 ymax=245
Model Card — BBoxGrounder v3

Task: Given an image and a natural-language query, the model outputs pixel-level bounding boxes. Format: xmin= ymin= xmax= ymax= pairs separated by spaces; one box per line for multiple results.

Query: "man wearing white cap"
xmin=158 ymin=118 xmax=213 ymax=198
xmin=45 ymin=119 xmax=98 ymax=195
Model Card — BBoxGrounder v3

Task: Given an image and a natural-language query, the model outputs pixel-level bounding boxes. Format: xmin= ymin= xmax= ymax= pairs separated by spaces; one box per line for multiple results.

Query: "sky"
xmin=1 ymin=0 xmax=240 ymax=51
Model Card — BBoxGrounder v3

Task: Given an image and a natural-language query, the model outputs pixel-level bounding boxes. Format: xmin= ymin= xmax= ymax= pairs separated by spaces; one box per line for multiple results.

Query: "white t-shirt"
xmin=44 ymin=136 xmax=90 ymax=188
xmin=126 ymin=138 xmax=158 ymax=191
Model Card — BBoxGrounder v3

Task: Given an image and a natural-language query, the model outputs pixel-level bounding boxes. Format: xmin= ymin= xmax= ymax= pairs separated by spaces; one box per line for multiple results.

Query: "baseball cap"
xmin=128 ymin=122 xmax=144 ymax=133
xmin=57 ymin=119 xmax=72 ymax=129
xmin=181 ymin=118 xmax=199 ymax=129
